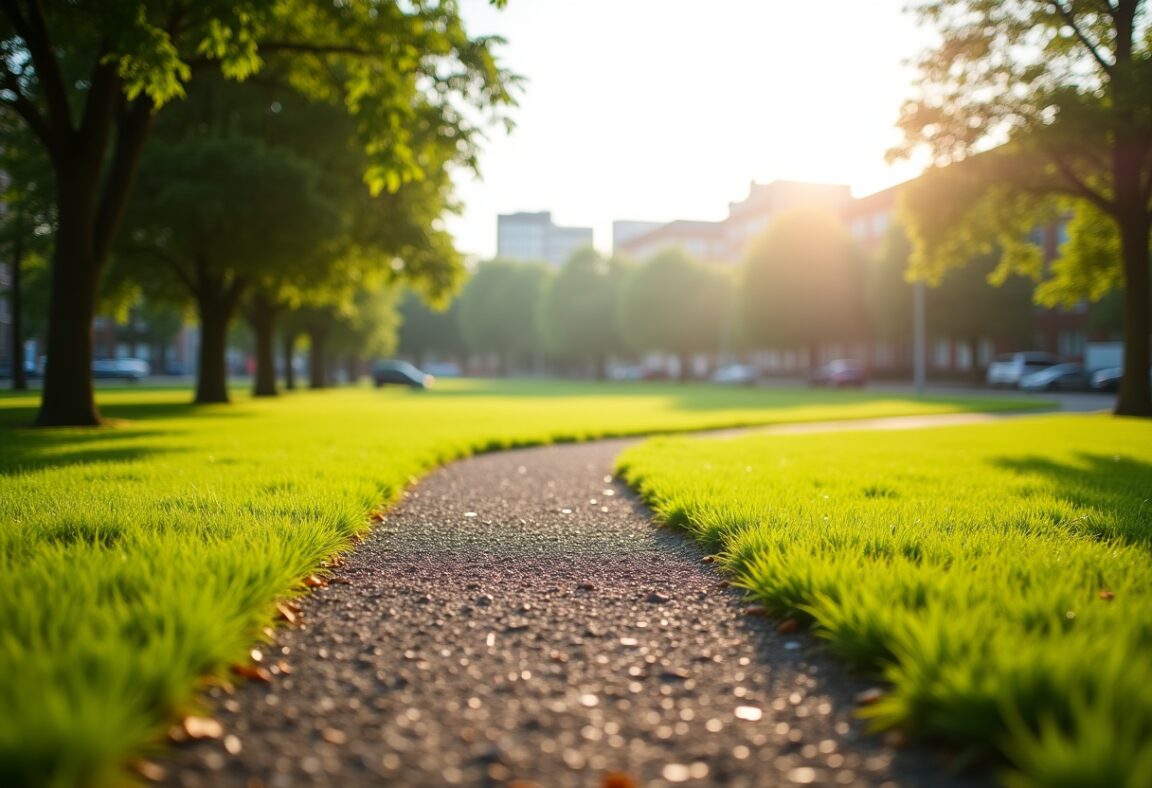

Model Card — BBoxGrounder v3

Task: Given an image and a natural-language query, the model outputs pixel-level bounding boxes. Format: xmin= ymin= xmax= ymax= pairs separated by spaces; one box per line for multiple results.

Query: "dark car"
xmin=372 ymin=360 xmax=434 ymax=389
xmin=1019 ymin=362 xmax=1090 ymax=391
xmin=809 ymin=359 xmax=867 ymax=388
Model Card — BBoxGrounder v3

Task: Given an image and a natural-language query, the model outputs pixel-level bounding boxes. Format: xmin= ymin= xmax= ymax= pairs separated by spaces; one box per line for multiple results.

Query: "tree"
xmin=868 ymin=222 xmax=1034 ymax=378
xmin=0 ymin=0 xmax=515 ymax=425
xmin=0 ymin=117 xmax=53 ymax=390
xmin=458 ymin=260 xmax=551 ymax=374
xmin=740 ymin=208 xmax=867 ymax=364
xmin=893 ymin=0 xmax=1152 ymax=416
xmin=619 ymin=248 xmax=734 ymax=379
xmin=118 ymin=137 xmax=340 ymax=403
xmin=397 ymin=290 xmax=466 ymax=369
xmin=538 ymin=247 xmax=629 ymax=378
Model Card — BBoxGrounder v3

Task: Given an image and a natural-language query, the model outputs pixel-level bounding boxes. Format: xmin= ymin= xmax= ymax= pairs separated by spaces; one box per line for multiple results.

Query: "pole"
xmin=913 ymin=280 xmax=926 ymax=396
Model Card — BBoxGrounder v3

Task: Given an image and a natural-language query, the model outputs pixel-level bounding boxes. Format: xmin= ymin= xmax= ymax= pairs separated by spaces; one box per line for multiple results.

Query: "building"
xmin=614 ymin=175 xmax=1104 ymax=378
xmin=496 ymin=211 xmax=594 ymax=266
xmin=614 ymin=180 xmax=852 ymax=264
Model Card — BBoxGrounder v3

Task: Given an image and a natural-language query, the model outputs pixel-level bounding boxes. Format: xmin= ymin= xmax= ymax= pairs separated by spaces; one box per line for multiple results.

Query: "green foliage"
xmin=0 ymin=382 xmax=1037 ymax=784
xmin=123 ymin=136 xmax=342 ymax=288
xmin=619 ymin=248 xmax=734 ymax=360
xmin=740 ymin=207 xmax=866 ymax=351
xmin=397 ymin=289 xmax=466 ymax=362
xmin=539 ymin=248 xmax=629 ymax=362
xmin=618 ymin=415 xmax=1152 ymax=784
xmin=894 ymin=1 xmax=1152 ymax=413
xmin=458 ymin=260 xmax=553 ymax=360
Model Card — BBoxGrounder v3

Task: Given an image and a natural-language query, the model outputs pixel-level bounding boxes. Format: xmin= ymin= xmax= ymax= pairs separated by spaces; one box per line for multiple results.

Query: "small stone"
xmin=662 ymin=763 xmax=691 ymax=783
xmin=576 ymin=582 xmax=595 ymax=591
xmin=734 ymin=705 xmax=763 ymax=721
xmin=476 ymin=594 xmax=494 ymax=606
xmin=855 ymin=687 xmax=886 ymax=706
xmin=743 ymin=604 xmax=766 ymax=616
xmin=182 ymin=716 xmax=224 ymax=740
xmin=646 ymin=592 xmax=670 ymax=604
xmin=322 ymin=728 xmax=347 ymax=745
xmin=660 ymin=667 xmax=691 ymax=680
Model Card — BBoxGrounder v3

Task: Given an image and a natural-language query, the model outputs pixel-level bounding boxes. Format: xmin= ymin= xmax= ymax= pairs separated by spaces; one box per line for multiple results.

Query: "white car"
xmin=986 ymin=352 xmax=1064 ymax=388
xmin=92 ymin=358 xmax=150 ymax=381
xmin=710 ymin=364 xmax=760 ymax=385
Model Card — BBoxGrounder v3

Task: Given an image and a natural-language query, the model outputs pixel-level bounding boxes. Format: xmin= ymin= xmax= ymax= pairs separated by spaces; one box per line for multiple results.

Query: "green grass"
xmin=616 ymin=415 xmax=1152 ymax=787
xmin=0 ymin=379 xmax=1045 ymax=786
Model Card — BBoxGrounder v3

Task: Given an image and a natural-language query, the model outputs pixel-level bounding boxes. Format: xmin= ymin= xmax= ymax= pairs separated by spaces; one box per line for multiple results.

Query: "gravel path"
xmin=165 ymin=438 xmax=987 ymax=788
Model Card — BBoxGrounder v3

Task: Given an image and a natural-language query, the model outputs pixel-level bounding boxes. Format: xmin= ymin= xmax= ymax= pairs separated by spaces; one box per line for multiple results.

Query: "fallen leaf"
xmin=275 ymin=603 xmax=298 ymax=625
xmin=855 ymin=687 xmax=886 ymax=706
xmin=1100 ymin=589 xmax=1115 ymax=601
xmin=743 ymin=604 xmax=766 ymax=616
xmin=701 ymin=555 xmax=716 ymax=564
xmin=230 ymin=664 xmax=272 ymax=683
xmin=601 ymin=773 xmax=638 ymax=788
xmin=777 ymin=618 xmax=799 ymax=634
xmin=303 ymin=574 xmax=327 ymax=588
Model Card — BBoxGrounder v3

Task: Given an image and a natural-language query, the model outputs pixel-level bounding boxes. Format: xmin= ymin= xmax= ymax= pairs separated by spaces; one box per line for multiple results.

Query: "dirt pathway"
xmin=165 ymin=437 xmax=987 ymax=787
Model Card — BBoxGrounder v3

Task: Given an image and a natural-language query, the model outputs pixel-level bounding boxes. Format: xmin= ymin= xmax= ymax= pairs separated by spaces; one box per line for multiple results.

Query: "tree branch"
xmin=94 ymin=97 xmax=156 ymax=264
xmin=1045 ymin=152 xmax=1116 ymax=214
xmin=77 ymin=50 xmax=121 ymax=162
xmin=1047 ymin=0 xmax=1114 ymax=75
xmin=122 ymin=243 xmax=197 ymax=294
xmin=1 ymin=0 xmax=73 ymax=132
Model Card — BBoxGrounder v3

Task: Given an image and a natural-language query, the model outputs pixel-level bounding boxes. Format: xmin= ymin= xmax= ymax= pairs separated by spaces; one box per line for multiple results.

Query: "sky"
xmin=447 ymin=0 xmax=934 ymax=259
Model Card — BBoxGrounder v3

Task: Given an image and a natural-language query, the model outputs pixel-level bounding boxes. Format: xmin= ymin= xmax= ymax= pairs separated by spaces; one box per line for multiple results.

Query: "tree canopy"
xmin=740 ymin=207 xmax=867 ymax=359
xmin=893 ymin=0 xmax=1152 ymax=415
xmin=0 ymin=0 xmax=516 ymax=425
xmin=619 ymin=248 xmax=733 ymax=378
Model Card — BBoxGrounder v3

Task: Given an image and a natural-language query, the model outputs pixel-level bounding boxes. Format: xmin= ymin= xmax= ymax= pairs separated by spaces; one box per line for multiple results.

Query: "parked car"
xmin=1091 ymin=367 xmax=1152 ymax=393
xmin=809 ymin=359 xmax=866 ymax=388
xmin=1019 ymin=363 xmax=1090 ymax=392
xmin=372 ymin=360 xmax=433 ymax=389
xmin=92 ymin=357 xmax=150 ymax=381
xmin=1091 ymin=366 xmax=1122 ymax=392
xmin=710 ymin=364 xmax=760 ymax=385
xmin=985 ymin=352 xmax=1064 ymax=388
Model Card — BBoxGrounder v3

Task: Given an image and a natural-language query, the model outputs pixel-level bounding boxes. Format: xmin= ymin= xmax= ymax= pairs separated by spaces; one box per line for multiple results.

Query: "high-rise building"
xmin=496 ymin=211 xmax=594 ymax=266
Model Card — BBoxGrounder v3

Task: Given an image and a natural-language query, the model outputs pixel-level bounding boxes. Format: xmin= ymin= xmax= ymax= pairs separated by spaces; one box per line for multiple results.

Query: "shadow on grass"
xmin=0 ymin=428 xmax=182 ymax=476
xmin=990 ymin=452 xmax=1152 ymax=547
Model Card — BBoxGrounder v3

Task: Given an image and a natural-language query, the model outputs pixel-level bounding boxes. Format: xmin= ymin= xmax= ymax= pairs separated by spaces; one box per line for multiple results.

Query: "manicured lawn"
xmin=617 ymin=415 xmax=1152 ymax=787
xmin=0 ymin=380 xmax=1044 ymax=786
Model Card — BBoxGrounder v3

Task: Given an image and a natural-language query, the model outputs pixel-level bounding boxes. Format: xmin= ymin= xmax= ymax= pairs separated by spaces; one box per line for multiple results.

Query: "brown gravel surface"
xmin=164 ymin=438 xmax=988 ymax=788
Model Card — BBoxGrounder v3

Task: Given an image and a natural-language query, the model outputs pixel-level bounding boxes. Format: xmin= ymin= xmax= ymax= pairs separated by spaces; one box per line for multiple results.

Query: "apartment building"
xmin=496 ymin=211 xmax=594 ymax=266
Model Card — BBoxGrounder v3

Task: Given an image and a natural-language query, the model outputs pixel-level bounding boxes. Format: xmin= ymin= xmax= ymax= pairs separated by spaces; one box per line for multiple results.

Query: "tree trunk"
xmin=193 ymin=266 xmax=245 ymax=405
xmin=195 ymin=293 xmax=233 ymax=404
xmin=678 ymin=352 xmax=692 ymax=381
xmin=282 ymin=332 xmax=297 ymax=390
xmin=10 ymin=212 xmax=26 ymax=391
xmin=247 ymin=293 xmax=279 ymax=398
xmin=1115 ymin=210 xmax=1151 ymax=417
xmin=33 ymin=85 xmax=154 ymax=426
xmin=36 ymin=178 xmax=101 ymax=426
xmin=308 ymin=327 xmax=329 ymax=389
xmin=344 ymin=354 xmax=360 ymax=385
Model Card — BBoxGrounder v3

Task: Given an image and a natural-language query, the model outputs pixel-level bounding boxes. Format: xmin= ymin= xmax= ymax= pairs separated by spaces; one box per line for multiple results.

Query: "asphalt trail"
xmin=165 ymin=437 xmax=988 ymax=787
